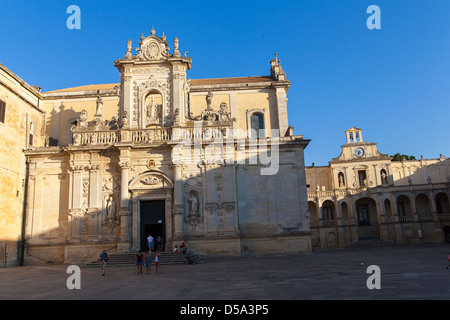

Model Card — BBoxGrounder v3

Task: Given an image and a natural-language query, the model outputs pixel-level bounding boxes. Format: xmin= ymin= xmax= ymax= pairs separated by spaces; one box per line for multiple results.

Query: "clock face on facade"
xmin=354 ymin=147 xmax=365 ymax=157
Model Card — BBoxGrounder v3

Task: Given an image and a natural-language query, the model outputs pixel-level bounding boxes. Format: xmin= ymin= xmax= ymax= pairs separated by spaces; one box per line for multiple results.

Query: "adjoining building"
xmin=306 ymin=127 xmax=450 ymax=249
xmin=12 ymin=28 xmax=311 ymax=265
xmin=0 ymin=63 xmax=45 ymax=266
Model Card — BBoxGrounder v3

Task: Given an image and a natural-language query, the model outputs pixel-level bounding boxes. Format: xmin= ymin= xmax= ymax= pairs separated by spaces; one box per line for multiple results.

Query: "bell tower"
xmin=114 ymin=27 xmax=192 ymax=129
xmin=345 ymin=127 xmax=363 ymax=143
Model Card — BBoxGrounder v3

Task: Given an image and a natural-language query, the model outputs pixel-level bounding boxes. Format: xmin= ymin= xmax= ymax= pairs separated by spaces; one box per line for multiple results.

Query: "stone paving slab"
xmin=1 ymin=244 xmax=450 ymax=301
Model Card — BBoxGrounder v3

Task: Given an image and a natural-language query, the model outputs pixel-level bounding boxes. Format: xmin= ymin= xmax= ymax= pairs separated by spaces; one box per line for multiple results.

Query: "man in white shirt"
xmin=147 ymin=234 xmax=154 ymax=252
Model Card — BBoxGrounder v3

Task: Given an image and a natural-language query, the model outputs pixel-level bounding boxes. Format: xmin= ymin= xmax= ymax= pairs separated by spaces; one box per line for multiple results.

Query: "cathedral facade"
xmin=17 ymin=29 xmax=311 ymax=265
xmin=1 ymin=29 xmax=449 ymax=267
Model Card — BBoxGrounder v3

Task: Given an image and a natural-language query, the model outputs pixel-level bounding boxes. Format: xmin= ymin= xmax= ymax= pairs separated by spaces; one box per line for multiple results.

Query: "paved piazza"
xmin=1 ymin=244 xmax=449 ymax=301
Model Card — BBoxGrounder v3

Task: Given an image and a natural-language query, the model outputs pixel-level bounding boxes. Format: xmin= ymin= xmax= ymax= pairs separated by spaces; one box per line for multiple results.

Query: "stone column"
xmin=118 ymin=160 xmax=131 ymax=242
xmin=335 ymin=198 xmax=345 ymax=248
xmin=172 ymin=162 xmax=185 ymax=238
xmin=391 ymin=193 xmax=403 ymax=243
xmin=88 ymin=164 xmax=101 ymax=240
xmin=172 ymin=65 xmax=184 ymax=126
xmin=349 ymin=198 xmax=359 ymax=243
xmin=274 ymin=86 xmax=288 ymax=137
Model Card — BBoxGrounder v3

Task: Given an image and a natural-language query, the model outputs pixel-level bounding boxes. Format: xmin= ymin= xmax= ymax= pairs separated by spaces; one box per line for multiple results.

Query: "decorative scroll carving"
xmin=141 ymin=176 xmax=162 ymax=185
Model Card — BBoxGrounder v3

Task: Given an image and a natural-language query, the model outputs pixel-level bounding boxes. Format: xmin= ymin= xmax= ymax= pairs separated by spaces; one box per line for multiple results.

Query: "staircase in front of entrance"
xmin=85 ymin=252 xmax=189 ymax=267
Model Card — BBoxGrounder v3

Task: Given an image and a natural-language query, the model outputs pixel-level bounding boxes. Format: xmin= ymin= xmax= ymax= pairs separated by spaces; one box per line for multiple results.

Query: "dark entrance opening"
xmin=444 ymin=226 xmax=450 ymax=243
xmin=140 ymin=200 xmax=165 ymax=252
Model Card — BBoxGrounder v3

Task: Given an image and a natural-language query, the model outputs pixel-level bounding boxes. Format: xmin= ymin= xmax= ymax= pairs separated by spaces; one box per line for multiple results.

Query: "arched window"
xmin=322 ymin=200 xmax=335 ymax=221
xmin=250 ymin=113 xmax=264 ymax=138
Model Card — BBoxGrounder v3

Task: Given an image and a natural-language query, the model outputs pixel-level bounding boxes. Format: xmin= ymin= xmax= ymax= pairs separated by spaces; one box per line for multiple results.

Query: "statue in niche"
xmin=106 ymin=195 xmax=117 ymax=219
xmin=381 ymin=170 xmax=388 ymax=184
xmin=146 ymin=96 xmax=162 ymax=126
xmin=189 ymin=194 xmax=199 ymax=217
xmin=104 ymin=194 xmax=120 ymax=234
xmin=338 ymin=173 xmax=345 ymax=188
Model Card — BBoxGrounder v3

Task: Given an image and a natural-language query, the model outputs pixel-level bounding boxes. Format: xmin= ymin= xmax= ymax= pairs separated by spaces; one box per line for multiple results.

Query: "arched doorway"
xmin=129 ymin=170 xmax=174 ymax=252
xmin=397 ymin=195 xmax=412 ymax=219
xmin=416 ymin=194 xmax=432 ymax=217
xmin=444 ymin=226 xmax=450 ymax=243
xmin=436 ymin=193 xmax=450 ymax=214
xmin=321 ymin=200 xmax=335 ymax=222
xmin=355 ymin=197 xmax=379 ymax=239
xmin=308 ymin=201 xmax=319 ymax=223
xmin=308 ymin=201 xmax=320 ymax=248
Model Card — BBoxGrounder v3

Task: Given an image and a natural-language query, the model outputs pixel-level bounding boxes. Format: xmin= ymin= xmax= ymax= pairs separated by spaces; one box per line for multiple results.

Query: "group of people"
xmin=97 ymin=236 xmax=191 ymax=276
xmin=136 ymin=234 xmax=163 ymax=274
xmin=173 ymin=242 xmax=187 ymax=254
xmin=97 ymin=234 xmax=164 ymax=276
xmin=136 ymin=249 xmax=161 ymax=275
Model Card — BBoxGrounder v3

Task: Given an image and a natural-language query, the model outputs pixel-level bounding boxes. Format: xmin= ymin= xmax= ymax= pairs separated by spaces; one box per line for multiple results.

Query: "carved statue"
xmin=146 ymin=96 xmax=161 ymax=125
xmin=339 ymin=174 xmax=345 ymax=187
xmin=147 ymin=97 xmax=157 ymax=118
xmin=206 ymin=91 xmax=213 ymax=110
xmin=106 ymin=195 xmax=117 ymax=219
xmin=79 ymin=109 xmax=88 ymax=127
xmin=219 ymin=102 xmax=232 ymax=121
xmin=95 ymin=94 xmax=103 ymax=117
xmin=189 ymin=194 xmax=199 ymax=217
xmin=381 ymin=171 xmax=387 ymax=184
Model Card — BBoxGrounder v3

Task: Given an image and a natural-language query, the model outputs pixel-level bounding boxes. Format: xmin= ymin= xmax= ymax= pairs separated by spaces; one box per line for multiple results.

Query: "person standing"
xmin=98 ymin=249 xmax=109 ymax=276
xmin=136 ymin=251 xmax=143 ymax=274
xmin=145 ymin=250 xmax=152 ymax=274
xmin=156 ymin=235 xmax=161 ymax=252
xmin=155 ymin=248 xmax=162 ymax=274
xmin=147 ymin=234 xmax=154 ymax=252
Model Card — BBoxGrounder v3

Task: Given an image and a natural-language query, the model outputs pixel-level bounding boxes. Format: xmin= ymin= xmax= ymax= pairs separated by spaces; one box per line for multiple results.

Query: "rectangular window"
xmin=29 ymin=122 xmax=34 ymax=146
xmin=0 ymin=99 xmax=6 ymax=123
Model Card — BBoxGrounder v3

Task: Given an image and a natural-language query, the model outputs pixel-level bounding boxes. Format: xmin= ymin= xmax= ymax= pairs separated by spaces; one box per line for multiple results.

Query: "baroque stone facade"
xmin=4 ymin=29 xmax=448 ymax=267
xmin=19 ymin=29 xmax=311 ymax=265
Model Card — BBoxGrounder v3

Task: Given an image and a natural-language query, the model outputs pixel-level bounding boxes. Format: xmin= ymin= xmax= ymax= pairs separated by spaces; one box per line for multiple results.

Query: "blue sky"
xmin=0 ymin=0 xmax=449 ymax=166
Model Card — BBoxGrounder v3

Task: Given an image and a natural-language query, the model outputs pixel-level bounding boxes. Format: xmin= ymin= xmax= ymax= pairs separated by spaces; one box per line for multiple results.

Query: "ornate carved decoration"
xmin=141 ymin=176 xmax=162 ymax=185
xmin=129 ymin=170 xmax=174 ymax=191
xmin=188 ymin=91 xmax=235 ymax=123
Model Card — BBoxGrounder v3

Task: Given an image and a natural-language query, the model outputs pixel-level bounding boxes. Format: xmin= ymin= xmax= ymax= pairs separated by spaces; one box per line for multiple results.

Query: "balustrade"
xmin=71 ymin=125 xmax=233 ymax=146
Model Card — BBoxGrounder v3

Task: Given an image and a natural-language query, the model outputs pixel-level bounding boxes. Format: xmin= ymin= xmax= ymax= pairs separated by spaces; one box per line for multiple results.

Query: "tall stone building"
xmin=0 ymin=63 xmax=45 ymax=266
xmin=18 ymin=28 xmax=312 ymax=265
xmin=306 ymin=127 xmax=450 ymax=249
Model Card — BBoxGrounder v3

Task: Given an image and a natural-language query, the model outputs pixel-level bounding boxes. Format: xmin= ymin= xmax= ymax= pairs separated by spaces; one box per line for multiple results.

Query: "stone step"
xmin=85 ymin=252 xmax=191 ymax=267
xmin=350 ymin=239 xmax=397 ymax=247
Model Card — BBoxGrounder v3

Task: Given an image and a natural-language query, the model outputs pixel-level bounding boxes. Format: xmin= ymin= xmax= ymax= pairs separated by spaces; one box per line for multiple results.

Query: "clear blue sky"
xmin=1 ymin=0 xmax=449 ymax=166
